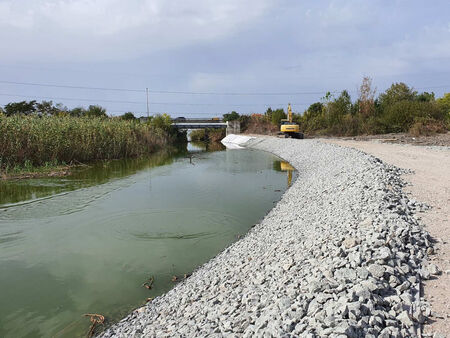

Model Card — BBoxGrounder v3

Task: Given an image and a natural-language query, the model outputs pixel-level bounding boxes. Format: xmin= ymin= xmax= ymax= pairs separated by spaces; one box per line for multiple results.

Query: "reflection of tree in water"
xmin=0 ymin=150 xmax=182 ymax=206
xmin=190 ymin=141 xmax=225 ymax=152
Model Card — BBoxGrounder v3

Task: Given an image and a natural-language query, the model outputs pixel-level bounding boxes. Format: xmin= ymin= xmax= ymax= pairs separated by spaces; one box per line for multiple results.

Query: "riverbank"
xmin=100 ymin=136 xmax=434 ymax=337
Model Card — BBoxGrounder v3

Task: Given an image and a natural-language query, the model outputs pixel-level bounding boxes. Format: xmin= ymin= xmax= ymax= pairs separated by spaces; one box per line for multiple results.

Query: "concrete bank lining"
xmin=100 ymin=136 xmax=432 ymax=337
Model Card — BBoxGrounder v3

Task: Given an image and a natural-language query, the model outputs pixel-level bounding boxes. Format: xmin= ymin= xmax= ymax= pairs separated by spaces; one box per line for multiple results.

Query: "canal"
xmin=0 ymin=142 xmax=296 ymax=337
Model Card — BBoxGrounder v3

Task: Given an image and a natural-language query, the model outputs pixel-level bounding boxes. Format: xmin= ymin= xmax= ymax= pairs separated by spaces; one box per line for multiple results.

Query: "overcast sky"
xmin=1 ymin=0 xmax=449 ymax=117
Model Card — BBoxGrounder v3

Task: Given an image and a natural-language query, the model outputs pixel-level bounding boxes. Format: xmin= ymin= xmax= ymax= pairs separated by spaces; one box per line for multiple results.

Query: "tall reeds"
xmin=0 ymin=115 xmax=173 ymax=171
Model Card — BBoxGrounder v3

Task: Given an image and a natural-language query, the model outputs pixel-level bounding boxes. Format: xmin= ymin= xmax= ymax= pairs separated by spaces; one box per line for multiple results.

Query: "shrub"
xmin=379 ymin=100 xmax=445 ymax=133
xmin=271 ymin=109 xmax=287 ymax=125
xmin=223 ymin=111 xmax=239 ymax=122
xmin=245 ymin=114 xmax=278 ymax=134
xmin=409 ymin=117 xmax=447 ymax=136
xmin=190 ymin=129 xmax=206 ymax=142
xmin=190 ymin=129 xmax=225 ymax=142
xmin=149 ymin=114 xmax=172 ymax=131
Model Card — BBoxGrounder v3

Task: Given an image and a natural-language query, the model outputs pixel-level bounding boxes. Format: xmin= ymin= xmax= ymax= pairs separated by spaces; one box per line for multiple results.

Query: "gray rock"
xmin=397 ymin=311 xmax=414 ymax=327
xmin=343 ymin=237 xmax=358 ymax=249
xmin=368 ymin=264 xmax=386 ymax=278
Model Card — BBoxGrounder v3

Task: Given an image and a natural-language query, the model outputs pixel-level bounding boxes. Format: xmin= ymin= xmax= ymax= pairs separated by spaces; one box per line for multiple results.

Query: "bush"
xmin=409 ymin=117 xmax=447 ymax=136
xmin=271 ymin=109 xmax=287 ymax=125
xmin=223 ymin=111 xmax=239 ymax=122
xmin=379 ymin=100 xmax=445 ymax=133
xmin=190 ymin=129 xmax=206 ymax=142
xmin=245 ymin=114 xmax=278 ymax=134
xmin=190 ymin=128 xmax=225 ymax=142
xmin=121 ymin=112 xmax=136 ymax=120
xmin=149 ymin=114 xmax=172 ymax=131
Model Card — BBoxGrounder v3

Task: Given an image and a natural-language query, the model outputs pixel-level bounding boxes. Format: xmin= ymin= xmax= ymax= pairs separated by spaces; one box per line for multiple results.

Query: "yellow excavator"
xmin=280 ymin=103 xmax=303 ymax=139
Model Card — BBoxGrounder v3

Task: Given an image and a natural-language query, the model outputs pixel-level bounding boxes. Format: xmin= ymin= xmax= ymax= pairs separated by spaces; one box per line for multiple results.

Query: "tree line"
xmin=0 ymin=100 xmax=141 ymax=120
xmin=223 ymin=78 xmax=450 ymax=136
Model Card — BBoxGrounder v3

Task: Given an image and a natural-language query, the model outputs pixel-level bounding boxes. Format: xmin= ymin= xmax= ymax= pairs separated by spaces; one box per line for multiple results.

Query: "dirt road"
xmin=322 ymin=139 xmax=450 ymax=336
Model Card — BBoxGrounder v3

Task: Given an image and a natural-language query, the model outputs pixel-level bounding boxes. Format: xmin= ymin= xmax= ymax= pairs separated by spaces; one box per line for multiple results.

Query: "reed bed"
xmin=0 ymin=115 xmax=173 ymax=171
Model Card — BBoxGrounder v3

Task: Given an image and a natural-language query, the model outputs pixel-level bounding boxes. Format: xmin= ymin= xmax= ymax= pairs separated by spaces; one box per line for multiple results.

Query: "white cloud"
xmin=0 ymin=0 xmax=274 ymax=61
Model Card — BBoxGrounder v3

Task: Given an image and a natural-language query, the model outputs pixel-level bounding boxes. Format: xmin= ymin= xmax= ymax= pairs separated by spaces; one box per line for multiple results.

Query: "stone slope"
xmin=100 ymin=138 xmax=434 ymax=337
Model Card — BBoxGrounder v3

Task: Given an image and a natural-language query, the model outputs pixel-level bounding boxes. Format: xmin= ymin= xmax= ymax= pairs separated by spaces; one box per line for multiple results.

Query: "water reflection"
xmin=0 ymin=150 xmax=182 ymax=206
xmin=273 ymin=160 xmax=296 ymax=187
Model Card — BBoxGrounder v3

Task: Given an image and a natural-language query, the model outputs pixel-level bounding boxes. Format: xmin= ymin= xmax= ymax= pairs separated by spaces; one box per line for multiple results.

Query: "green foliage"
xmin=416 ymin=92 xmax=435 ymax=102
xmin=121 ymin=112 xmax=136 ymax=120
xmin=70 ymin=107 xmax=86 ymax=117
xmin=85 ymin=105 xmax=107 ymax=118
xmin=306 ymin=102 xmax=323 ymax=116
xmin=190 ymin=129 xmax=206 ymax=142
xmin=4 ymin=100 xmax=37 ymax=116
xmin=189 ymin=128 xmax=225 ymax=142
xmin=293 ymin=79 xmax=448 ymax=136
xmin=379 ymin=100 xmax=445 ymax=133
xmin=223 ymin=111 xmax=240 ymax=122
xmin=264 ymin=107 xmax=273 ymax=122
xmin=270 ymin=108 xmax=286 ymax=125
xmin=36 ymin=100 xmax=61 ymax=116
xmin=149 ymin=113 xmax=172 ymax=131
xmin=437 ymin=93 xmax=450 ymax=114
xmin=378 ymin=82 xmax=417 ymax=109
xmin=0 ymin=115 xmax=174 ymax=171
xmin=327 ymin=90 xmax=352 ymax=127
xmin=238 ymin=114 xmax=251 ymax=132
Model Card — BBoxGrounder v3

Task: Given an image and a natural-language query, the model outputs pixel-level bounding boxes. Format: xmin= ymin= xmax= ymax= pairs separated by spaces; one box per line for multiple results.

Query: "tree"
xmin=223 ymin=111 xmax=240 ymax=121
xmin=358 ymin=76 xmax=376 ymax=118
xmin=264 ymin=107 xmax=273 ymax=122
xmin=121 ymin=112 xmax=136 ymax=120
xmin=271 ymin=108 xmax=286 ymax=125
xmin=378 ymin=82 xmax=417 ymax=109
xmin=3 ymin=100 xmax=37 ymax=116
xmin=85 ymin=105 xmax=107 ymax=118
xmin=36 ymin=100 xmax=59 ymax=116
xmin=436 ymin=93 xmax=450 ymax=114
xmin=307 ymin=102 xmax=323 ymax=116
xmin=149 ymin=113 xmax=172 ymax=130
xmin=327 ymin=90 xmax=352 ymax=126
xmin=416 ymin=92 xmax=435 ymax=102
xmin=70 ymin=107 xmax=86 ymax=117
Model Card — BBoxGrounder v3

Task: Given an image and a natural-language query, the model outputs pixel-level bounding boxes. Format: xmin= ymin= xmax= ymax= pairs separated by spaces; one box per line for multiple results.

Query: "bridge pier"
xmin=226 ymin=121 xmax=240 ymax=135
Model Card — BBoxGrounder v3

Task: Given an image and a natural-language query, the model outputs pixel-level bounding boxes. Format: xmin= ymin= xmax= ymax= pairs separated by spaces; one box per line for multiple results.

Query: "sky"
xmin=0 ymin=0 xmax=449 ymax=117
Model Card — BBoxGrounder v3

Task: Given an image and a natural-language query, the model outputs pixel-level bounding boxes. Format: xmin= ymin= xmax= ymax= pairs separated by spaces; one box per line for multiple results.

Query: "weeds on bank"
xmin=0 ymin=115 xmax=175 ymax=172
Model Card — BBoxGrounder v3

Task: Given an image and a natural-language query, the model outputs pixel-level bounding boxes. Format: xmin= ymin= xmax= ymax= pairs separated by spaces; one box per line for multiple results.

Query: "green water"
xmin=0 ymin=143 xmax=296 ymax=337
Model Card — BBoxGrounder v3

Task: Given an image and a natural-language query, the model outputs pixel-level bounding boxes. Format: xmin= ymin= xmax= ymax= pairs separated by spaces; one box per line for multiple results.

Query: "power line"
xmin=0 ymin=92 xmax=309 ymax=106
xmin=0 ymin=80 xmax=144 ymax=93
xmin=1 ymin=80 xmax=449 ymax=96
xmin=0 ymin=80 xmax=339 ymax=95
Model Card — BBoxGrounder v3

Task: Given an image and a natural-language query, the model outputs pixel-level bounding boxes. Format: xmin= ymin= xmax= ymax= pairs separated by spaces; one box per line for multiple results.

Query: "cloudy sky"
xmin=1 ymin=0 xmax=449 ymax=117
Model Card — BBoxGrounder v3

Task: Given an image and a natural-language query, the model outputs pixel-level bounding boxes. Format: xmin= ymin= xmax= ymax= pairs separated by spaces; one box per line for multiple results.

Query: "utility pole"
xmin=146 ymin=87 xmax=149 ymax=118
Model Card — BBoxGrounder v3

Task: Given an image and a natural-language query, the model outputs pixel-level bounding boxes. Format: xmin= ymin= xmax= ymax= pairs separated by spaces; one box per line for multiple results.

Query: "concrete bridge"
xmin=171 ymin=118 xmax=240 ymax=135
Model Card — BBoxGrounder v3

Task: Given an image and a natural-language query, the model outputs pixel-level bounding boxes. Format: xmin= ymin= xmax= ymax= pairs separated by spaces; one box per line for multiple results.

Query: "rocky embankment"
xmin=100 ymin=137 xmax=437 ymax=337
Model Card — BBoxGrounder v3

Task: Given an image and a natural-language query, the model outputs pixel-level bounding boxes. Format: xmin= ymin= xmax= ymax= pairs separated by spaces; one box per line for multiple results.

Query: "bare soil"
xmin=322 ymin=138 xmax=450 ymax=336
xmin=317 ymin=131 xmax=450 ymax=147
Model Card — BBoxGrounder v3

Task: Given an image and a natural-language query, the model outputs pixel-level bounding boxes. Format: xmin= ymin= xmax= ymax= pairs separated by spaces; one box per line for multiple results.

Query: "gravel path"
xmin=100 ymin=137 xmax=435 ymax=337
